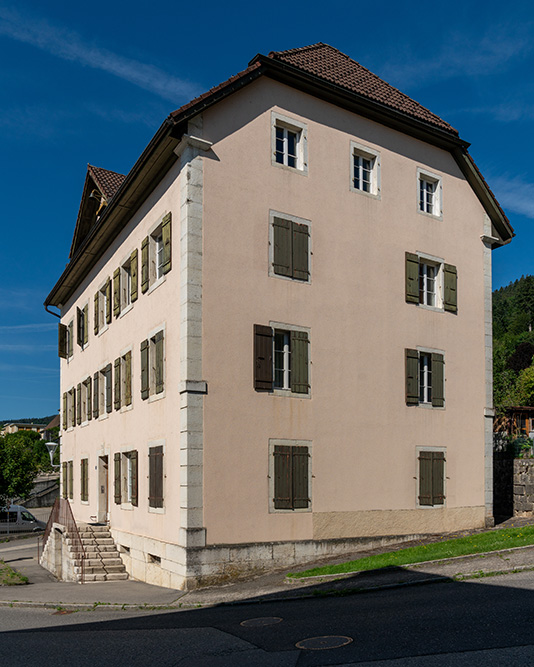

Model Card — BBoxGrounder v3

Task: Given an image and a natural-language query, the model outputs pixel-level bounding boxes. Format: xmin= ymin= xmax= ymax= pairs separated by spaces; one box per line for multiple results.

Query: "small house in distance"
xmin=45 ymin=43 xmax=513 ymax=589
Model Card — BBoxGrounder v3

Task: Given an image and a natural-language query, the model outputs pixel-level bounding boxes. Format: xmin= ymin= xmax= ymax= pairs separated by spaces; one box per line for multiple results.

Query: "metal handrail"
xmin=38 ymin=497 xmax=86 ymax=584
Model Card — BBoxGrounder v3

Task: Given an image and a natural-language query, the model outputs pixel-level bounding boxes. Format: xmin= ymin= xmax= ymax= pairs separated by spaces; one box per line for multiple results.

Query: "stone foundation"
xmin=512 ymin=459 xmax=534 ymax=516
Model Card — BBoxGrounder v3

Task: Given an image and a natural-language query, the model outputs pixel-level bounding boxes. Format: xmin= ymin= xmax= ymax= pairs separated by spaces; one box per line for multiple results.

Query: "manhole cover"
xmin=240 ymin=616 xmax=283 ymax=627
xmin=296 ymin=635 xmax=353 ymax=650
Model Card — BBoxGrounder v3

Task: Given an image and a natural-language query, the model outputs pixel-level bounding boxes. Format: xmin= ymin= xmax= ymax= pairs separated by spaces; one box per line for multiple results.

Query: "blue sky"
xmin=0 ymin=0 xmax=533 ymax=420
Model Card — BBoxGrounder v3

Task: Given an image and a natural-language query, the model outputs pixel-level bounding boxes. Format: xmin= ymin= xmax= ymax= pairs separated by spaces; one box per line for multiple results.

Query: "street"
xmin=1 ymin=572 xmax=534 ymax=665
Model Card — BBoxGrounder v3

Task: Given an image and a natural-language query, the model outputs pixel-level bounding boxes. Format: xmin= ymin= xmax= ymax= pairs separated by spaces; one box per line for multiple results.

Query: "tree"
xmin=0 ymin=432 xmax=47 ymax=507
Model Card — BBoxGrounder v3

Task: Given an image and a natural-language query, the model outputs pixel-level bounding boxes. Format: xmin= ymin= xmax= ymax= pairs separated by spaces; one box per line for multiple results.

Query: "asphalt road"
xmin=1 ymin=572 xmax=534 ymax=666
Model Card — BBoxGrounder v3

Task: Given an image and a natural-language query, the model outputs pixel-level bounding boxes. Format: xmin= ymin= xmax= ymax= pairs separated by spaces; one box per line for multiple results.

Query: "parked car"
xmin=0 ymin=505 xmax=46 ymax=533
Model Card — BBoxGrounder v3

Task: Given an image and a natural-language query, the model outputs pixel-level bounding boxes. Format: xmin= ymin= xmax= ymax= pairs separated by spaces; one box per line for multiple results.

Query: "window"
xmin=94 ymin=364 xmax=112 ymax=417
xmin=405 ymin=253 xmax=457 ymax=313
xmin=141 ymin=330 xmax=164 ymax=399
xmin=148 ymin=445 xmax=164 ymax=509
xmin=113 ymin=251 xmax=138 ymax=318
xmin=418 ymin=450 xmax=445 ymax=506
xmin=269 ymin=441 xmax=311 ymax=511
xmin=79 ymin=377 xmax=92 ymax=424
xmin=350 ymin=141 xmax=380 ymax=197
xmin=63 ymin=387 xmax=76 ymax=429
xmin=114 ymin=451 xmax=138 ymax=506
xmin=271 ymin=112 xmax=307 ymax=173
xmin=80 ymin=458 xmax=89 ymax=502
xmin=405 ymin=348 xmax=444 ymax=407
xmin=254 ymin=324 xmax=310 ymax=395
xmin=114 ymin=350 xmax=132 ymax=410
xmin=58 ymin=320 xmax=74 ymax=359
xmin=94 ymin=278 xmax=111 ymax=335
xmin=141 ymin=213 xmax=171 ymax=293
xmin=76 ymin=305 xmax=88 ymax=348
xmin=418 ymin=169 xmax=442 ymax=217
xmin=270 ymin=213 xmax=310 ymax=282
xmin=62 ymin=461 xmax=67 ymax=499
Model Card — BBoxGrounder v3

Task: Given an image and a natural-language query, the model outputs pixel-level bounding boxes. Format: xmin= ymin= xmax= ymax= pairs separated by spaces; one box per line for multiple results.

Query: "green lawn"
xmin=287 ymin=525 xmax=534 ymax=579
xmin=0 ymin=560 xmax=28 ymax=586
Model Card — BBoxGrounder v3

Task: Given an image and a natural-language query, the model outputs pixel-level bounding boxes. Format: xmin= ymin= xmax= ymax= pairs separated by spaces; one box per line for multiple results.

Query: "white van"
xmin=0 ymin=505 xmax=46 ymax=533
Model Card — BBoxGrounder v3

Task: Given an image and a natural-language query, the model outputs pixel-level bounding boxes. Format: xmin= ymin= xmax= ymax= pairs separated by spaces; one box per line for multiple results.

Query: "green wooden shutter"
xmin=68 ymin=461 xmax=73 ymax=500
xmin=432 ymin=451 xmax=445 ymax=505
xmin=140 ymin=339 xmax=149 ymax=399
xmin=62 ymin=462 xmax=67 ymax=499
xmin=94 ymin=292 xmax=99 ymax=335
xmin=105 ymin=279 xmax=112 ymax=324
xmin=443 ymin=264 xmax=457 ymax=313
xmin=68 ymin=390 xmax=73 ymax=427
xmin=161 ymin=213 xmax=172 ymax=275
xmin=418 ymin=451 xmax=433 ymax=506
xmin=83 ymin=305 xmax=88 ymax=344
xmin=87 ymin=377 xmax=92 ymax=421
xmin=81 ymin=459 xmax=89 ymax=502
xmin=155 ymin=331 xmax=164 ymax=394
xmin=292 ymin=222 xmax=309 ymax=281
xmin=273 ymin=445 xmax=292 ymax=509
xmin=114 ymin=452 xmax=121 ymax=504
xmin=291 ymin=330 xmax=309 ymax=394
xmin=125 ymin=351 xmax=132 ymax=406
xmin=76 ymin=307 xmax=83 ymax=347
xmin=431 ymin=353 xmax=445 ymax=408
xmin=105 ymin=363 xmax=112 ymax=413
xmin=141 ymin=237 xmax=149 ymax=293
xmin=131 ymin=450 xmax=138 ymax=507
xmin=113 ymin=268 xmax=121 ymax=317
xmin=405 ymin=348 xmax=419 ymax=405
xmin=114 ymin=357 xmax=121 ymax=410
xmin=254 ymin=325 xmax=273 ymax=390
xmin=273 ymin=217 xmax=292 ymax=277
xmin=292 ymin=446 xmax=310 ymax=508
xmin=131 ymin=249 xmax=138 ymax=302
xmin=62 ymin=392 xmax=67 ymax=430
xmin=93 ymin=372 xmax=99 ymax=419
xmin=58 ymin=323 xmax=68 ymax=359
xmin=68 ymin=321 xmax=74 ymax=357
xmin=405 ymin=252 xmax=420 ymax=304
xmin=76 ymin=383 xmax=82 ymax=425
xmin=149 ymin=446 xmax=163 ymax=508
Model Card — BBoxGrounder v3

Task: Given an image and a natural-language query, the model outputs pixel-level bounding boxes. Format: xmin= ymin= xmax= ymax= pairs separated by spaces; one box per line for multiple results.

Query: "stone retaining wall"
xmin=513 ymin=459 xmax=534 ymax=516
xmin=494 ymin=456 xmax=534 ymax=518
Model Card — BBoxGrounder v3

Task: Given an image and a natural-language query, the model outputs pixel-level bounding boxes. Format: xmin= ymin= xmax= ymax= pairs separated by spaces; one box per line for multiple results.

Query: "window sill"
xmin=417 ymin=402 xmax=445 ymax=410
xmin=272 ymin=388 xmax=311 ymax=399
xmin=148 ymin=506 xmax=165 ymax=514
xmin=272 ymin=161 xmax=308 ymax=176
xmin=269 ymin=506 xmax=312 ymax=514
xmin=349 ymin=186 xmax=381 ymax=200
xmin=147 ymin=275 xmax=166 ymax=296
xmin=270 ymin=271 xmax=311 ymax=285
xmin=120 ymin=404 xmax=133 ymax=414
xmin=418 ymin=209 xmax=443 ymax=221
xmin=417 ymin=303 xmax=444 ymax=314
xmin=80 ymin=421 xmax=90 ymax=428
xmin=120 ymin=502 xmax=135 ymax=511
xmin=98 ymin=413 xmax=109 ymax=422
xmin=119 ymin=303 xmax=133 ymax=319
xmin=98 ymin=325 xmax=109 ymax=337
xmin=81 ymin=501 xmax=89 ymax=506
xmin=148 ymin=390 xmax=166 ymax=404
xmin=416 ymin=503 xmax=446 ymax=509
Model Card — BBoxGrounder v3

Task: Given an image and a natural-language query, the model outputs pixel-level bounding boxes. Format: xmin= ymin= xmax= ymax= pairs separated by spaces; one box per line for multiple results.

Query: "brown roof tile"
xmin=88 ymin=164 xmax=126 ymax=202
xmin=268 ymin=43 xmax=457 ymax=135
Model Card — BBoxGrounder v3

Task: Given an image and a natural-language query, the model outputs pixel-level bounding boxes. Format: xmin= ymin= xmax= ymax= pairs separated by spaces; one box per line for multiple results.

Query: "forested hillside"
xmin=494 ymin=275 xmax=534 ymax=413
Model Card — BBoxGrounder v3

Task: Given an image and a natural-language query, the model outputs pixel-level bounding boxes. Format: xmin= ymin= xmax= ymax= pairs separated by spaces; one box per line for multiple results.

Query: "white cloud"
xmin=491 ymin=176 xmax=534 ymax=219
xmin=0 ymin=344 xmax=56 ymax=352
xmin=0 ymin=6 xmax=200 ymax=103
xmin=0 ymin=363 xmax=58 ymax=375
xmin=379 ymin=24 xmax=532 ymax=89
xmin=0 ymin=323 xmax=57 ymax=332
xmin=453 ymin=103 xmax=534 ymax=123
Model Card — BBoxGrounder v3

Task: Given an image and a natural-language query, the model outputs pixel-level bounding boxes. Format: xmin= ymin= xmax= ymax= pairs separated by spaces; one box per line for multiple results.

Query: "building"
xmin=44 ymin=43 xmax=513 ymax=589
xmin=0 ymin=423 xmax=43 ymax=436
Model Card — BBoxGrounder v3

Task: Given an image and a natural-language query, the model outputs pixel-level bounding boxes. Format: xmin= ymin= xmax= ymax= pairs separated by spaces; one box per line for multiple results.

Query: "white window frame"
xmin=80 ymin=377 xmax=91 ymax=425
xmin=268 ymin=210 xmax=312 ymax=284
xmin=416 ymin=252 xmax=444 ymax=311
xmin=269 ymin=321 xmax=311 ymax=398
xmin=66 ymin=320 xmax=74 ymax=360
xmin=98 ymin=365 xmax=109 ymax=420
xmin=271 ymin=111 xmax=308 ymax=174
xmin=416 ymin=346 xmax=445 ymax=409
xmin=120 ymin=347 xmax=133 ymax=412
xmin=415 ymin=446 xmax=447 ymax=509
xmin=120 ymin=255 xmax=133 ymax=316
xmin=98 ymin=281 xmax=109 ymax=335
xmin=120 ymin=449 xmax=137 ymax=509
xmin=350 ymin=141 xmax=381 ymax=198
xmin=417 ymin=168 xmax=442 ymax=219
xmin=268 ymin=439 xmax=312 ymax=513
xmin=147 ymin=220 xmax=166 ymax=294
xmin=66 ymin=387 xmax=75 ymax=430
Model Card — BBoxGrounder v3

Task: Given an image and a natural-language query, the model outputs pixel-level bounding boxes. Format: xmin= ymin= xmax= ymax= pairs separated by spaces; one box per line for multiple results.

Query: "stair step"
xmin=104 ymin=565 xmax=127 ymax=573
xmin=105 ymin=572 xmax=128 ymax=581
xmin=84 ymin=573 xmax=107 ymax=582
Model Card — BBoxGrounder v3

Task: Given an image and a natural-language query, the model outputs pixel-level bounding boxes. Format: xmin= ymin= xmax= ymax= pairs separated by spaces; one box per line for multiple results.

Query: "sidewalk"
xmin=1 ymin=518 xmax=534 ymax=611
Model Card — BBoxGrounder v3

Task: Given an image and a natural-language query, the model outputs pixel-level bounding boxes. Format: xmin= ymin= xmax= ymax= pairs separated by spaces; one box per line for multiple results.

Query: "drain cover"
xmin=296 ymin=635 xmax=353 ymax=650
xmin=240 ymin=616 xmax=283 ymax=627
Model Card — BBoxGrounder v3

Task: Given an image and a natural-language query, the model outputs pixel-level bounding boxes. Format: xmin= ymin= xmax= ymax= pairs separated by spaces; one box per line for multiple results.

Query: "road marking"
xmin=0 ymin=542 xmax=38 ymax=554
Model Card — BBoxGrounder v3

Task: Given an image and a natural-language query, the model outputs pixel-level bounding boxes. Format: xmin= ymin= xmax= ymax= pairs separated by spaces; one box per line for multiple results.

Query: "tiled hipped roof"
xmin=88 ymin=164 xmax=126 ymax=202
xmin=267 ymin=43 xmax=456 ymax=135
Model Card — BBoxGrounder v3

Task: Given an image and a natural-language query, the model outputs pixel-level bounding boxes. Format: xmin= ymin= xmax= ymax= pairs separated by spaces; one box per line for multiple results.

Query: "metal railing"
xmin=38 ymin=497 xmax=86 ymax=584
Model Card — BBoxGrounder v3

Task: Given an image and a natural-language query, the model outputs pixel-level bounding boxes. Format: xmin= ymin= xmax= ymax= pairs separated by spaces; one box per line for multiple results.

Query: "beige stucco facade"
xmin=52 ymin=68 xmax=508 ymax=589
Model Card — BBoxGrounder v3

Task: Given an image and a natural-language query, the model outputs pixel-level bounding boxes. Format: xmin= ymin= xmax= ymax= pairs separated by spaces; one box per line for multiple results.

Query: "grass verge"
xmin=0 ymin=560 xmax=28 ymax=586
xmin=287 ymin=525 xmax=534 ymax=579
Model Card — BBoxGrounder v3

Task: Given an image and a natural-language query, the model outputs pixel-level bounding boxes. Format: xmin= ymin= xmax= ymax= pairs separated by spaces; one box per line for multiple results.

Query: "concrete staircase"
xmin=72 ymin=524 xmax=128 ymax=582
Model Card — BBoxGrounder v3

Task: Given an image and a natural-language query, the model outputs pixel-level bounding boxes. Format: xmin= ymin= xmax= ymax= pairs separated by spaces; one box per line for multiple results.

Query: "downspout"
xmin=45 ymin=304 xmax=61 ymax=319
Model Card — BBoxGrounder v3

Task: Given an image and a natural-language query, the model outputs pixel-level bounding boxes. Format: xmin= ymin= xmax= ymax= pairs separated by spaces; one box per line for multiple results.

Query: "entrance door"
xmin=98 ymin=455 xmax=109 ymax=523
